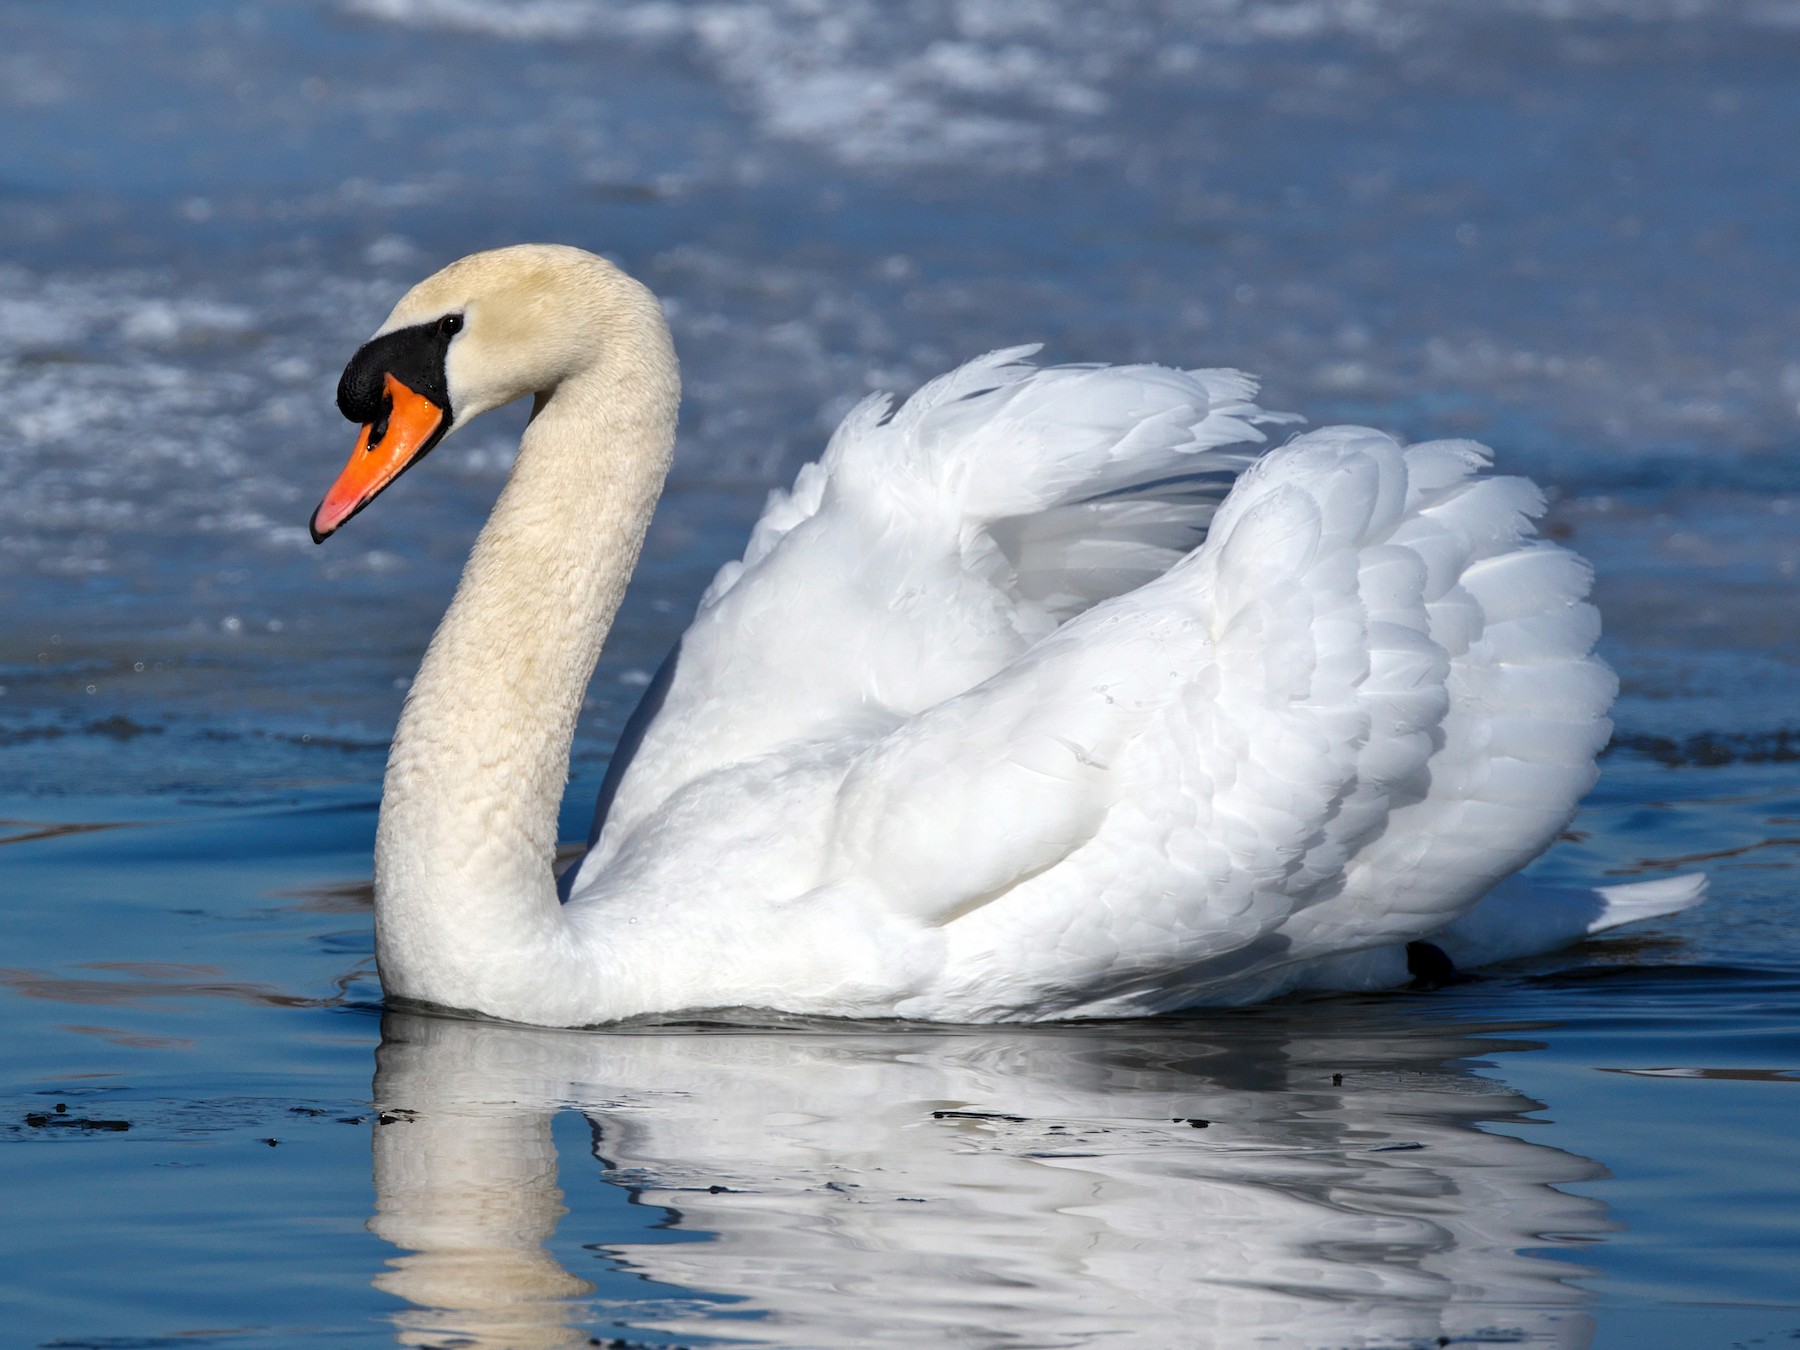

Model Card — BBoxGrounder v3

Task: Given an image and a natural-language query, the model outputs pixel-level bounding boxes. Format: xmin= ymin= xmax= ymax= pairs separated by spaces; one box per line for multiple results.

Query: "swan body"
xmin=313 ymin=245 xmax=1704 ymax=1027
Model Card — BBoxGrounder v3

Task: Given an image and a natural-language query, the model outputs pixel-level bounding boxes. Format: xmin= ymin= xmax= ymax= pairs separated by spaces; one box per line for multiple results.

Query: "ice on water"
xmin=2 ymin=0 xmax=1796 ymax=795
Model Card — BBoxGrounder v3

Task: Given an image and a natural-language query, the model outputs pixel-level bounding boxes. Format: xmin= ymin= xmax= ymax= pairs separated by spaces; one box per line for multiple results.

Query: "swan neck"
xmin=375 ymin=306 xmax=678 ymax=1014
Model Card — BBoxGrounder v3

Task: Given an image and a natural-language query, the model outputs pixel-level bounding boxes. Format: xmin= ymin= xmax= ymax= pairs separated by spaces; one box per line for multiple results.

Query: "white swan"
xmin=311 ymin=244 xmax=1704 ymax=1027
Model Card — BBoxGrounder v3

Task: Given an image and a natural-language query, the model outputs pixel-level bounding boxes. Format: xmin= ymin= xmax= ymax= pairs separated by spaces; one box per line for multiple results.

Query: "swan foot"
xmin=1404 ymin=941 xmax=1459 ymax=991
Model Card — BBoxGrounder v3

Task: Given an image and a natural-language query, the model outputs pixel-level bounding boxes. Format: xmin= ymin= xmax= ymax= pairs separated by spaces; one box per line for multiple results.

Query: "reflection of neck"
xmin=370 ymin=1017 xmax=593 ymax=1348
xmin=372 ymin=307 xmax=678 ymax=1015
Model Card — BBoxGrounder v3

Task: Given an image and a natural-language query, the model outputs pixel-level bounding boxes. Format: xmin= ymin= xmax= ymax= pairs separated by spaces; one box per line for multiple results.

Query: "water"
xmin=1 ymin=1 xmax=1796 ymax=1345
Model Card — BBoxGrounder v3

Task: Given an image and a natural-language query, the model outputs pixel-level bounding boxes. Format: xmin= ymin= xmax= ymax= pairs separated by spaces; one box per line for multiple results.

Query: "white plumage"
xmin=558 ymin=351 xmax=1697 ymax=1020
xmin=327 ymin=246 xmax=1703 ymax=1027
xmin=369 ymin=1010 xmax=1612 ymax=1348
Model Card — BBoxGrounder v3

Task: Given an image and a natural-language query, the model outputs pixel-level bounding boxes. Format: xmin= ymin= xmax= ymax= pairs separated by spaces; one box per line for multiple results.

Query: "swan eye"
xmin=437 ymin=313 xmax=464 ymax=338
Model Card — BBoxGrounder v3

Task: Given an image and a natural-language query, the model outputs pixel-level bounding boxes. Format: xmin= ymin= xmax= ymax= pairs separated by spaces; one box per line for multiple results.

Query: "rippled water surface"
xmin=2 ymin=1 xmax=1797 ymax=1346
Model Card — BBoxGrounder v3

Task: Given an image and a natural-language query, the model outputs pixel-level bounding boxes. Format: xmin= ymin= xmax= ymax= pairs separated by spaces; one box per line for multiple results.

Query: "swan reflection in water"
xmin=369 ymin=1007 xmax=1606 ymax=1348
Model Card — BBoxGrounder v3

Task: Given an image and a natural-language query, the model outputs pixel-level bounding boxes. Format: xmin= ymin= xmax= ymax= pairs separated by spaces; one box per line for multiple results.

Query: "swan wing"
xmin=824 ymin=427 xmax=1615 ymax=1017
xmin=580 ymin=350 xmax=1285 ymax=861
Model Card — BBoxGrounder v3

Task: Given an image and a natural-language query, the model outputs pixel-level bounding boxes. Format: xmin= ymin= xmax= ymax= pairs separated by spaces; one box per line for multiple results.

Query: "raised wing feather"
xmin=573 ymin=357 xmax=1623 ymax=1019
xmin=579 ymin=350 xmax=1286 ymax=868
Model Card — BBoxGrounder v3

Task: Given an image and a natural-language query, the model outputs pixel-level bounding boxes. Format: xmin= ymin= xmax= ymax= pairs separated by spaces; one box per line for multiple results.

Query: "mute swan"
xmin=312 ymin=244 xmax=1704 ymax=1027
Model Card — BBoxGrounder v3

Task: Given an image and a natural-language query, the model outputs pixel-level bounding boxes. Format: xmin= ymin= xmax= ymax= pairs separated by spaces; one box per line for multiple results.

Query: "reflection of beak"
xmin=310 ymin=373 xmax=448 ymax=542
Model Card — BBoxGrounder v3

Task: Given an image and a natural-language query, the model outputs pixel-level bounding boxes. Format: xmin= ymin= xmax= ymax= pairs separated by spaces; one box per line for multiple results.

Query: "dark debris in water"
xmin=40 ymin=1339 xmax=237 ymax=1349
xmin=23 ymin=1104 xmax=129 ymax=1132
xmin=932 ymin=1109 xmax=1029 ymax=1123
xmin=1529 ymin=962 xmax=1794 ymax=988
xmin=1609 ymin=727 xmax=1800 ymax=768
xmin=0 ymin=817 xmax=141 ymax=848
xmin=0 ymin=961 xmax=361 ymax=1011
xmin=0 ymin=715 xmax=162 ymax=748
xmin=1604 ymin=833 xmax=1800 ymax=876
xmin=268 ymin=878 xmax=374 ymax=913
xmin=8 ymin=1093 xmax=388 ymax=1143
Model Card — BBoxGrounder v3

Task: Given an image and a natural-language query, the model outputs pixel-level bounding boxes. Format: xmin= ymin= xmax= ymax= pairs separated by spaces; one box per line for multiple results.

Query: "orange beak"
xmin=310 ymin=373 xmax=447 ymax=542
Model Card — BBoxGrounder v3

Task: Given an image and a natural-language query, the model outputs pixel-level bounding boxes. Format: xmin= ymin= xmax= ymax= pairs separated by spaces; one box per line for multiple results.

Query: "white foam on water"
xmin=346 ymin=0 xmax=1800 ymax=168
xmin=0 ymin=266 xmax=377 ymax=575
xmin=2 ymin=0 xmax=1795 ymax=792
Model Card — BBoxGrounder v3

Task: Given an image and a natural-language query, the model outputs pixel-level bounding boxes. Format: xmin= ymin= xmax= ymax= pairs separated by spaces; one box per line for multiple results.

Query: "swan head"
xmin=311 ymin=244 xmax=663 ymax=541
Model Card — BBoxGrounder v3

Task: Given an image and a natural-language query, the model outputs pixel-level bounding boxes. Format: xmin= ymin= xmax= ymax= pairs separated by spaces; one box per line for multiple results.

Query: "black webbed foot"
xmin=1405 ymin=940 xmax=1459 ymax=991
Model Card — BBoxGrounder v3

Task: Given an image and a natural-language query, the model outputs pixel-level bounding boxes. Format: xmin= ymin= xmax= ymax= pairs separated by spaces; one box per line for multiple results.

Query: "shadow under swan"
xmin=369 ymin=1006 xmax=1610 ymax=1349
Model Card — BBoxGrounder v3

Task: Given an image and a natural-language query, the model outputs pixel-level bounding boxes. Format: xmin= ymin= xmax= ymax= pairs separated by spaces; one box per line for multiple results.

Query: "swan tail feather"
xmin=1589 ymin=872 xmax=1711 ymax=931
xmin=1427 ymin=872 xmax=1709 ymax=968
xmin=1296 ymin=871 xmax=1708 ymax=992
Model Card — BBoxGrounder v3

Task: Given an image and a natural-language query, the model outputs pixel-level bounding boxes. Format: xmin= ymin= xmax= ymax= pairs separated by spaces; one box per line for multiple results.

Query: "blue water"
xmin=2 ymin=1 xmax=1797 ymax=1345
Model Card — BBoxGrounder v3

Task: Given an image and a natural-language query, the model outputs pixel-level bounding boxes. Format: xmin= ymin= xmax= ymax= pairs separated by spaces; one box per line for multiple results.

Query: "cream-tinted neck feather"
xmin=369 ymin=248 xmax=678 ymax=1013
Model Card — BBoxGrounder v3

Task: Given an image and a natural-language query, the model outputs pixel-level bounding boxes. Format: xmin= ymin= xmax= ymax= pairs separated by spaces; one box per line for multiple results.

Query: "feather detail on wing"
xmin=566 ymin=349 xmax=1661 ymax=1015
xmin=583 ymin=350 xmax=1291 ymax=859
xmin=894 ymin=426 xmax=1617 ymax=1017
